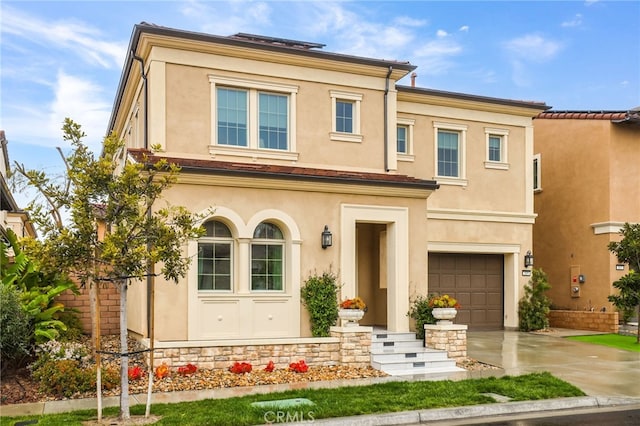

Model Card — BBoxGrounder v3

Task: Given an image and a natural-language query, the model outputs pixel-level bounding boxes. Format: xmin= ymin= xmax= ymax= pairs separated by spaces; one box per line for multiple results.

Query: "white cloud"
xmin=412 ymin=40 xmax=463 ymax=75
xmin=503 ymin=34 xmax=563 ymax=63
xmin=48 ymin=71 xmax=111 ymax=151
xmin=0 ymin=5 xmax=125 ymax=69
xmin=183 ymin=0 xmax=273 ymax=35
xmin=459 ymin=25 xmax=469 ymax=32
xmin=436 ymin=29 xmax=449 ymax=38
xmin=561 ymin=14 xmax=583 ymax=28
xmin=393 ymin=16 xmax=428 ymax=27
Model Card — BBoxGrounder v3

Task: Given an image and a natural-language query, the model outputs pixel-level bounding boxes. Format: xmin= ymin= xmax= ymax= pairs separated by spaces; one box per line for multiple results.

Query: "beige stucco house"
xmin=533 ymin=109 xmax=640 ymax=312
xmin=106 ymin=23 xmax=547 ymax=355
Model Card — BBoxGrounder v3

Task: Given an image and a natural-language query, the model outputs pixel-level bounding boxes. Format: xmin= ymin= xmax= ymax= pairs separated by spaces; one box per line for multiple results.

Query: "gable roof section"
xmin=537 ymin=109 xmax=640 ymax=127
xmin=127 ymin=148 xmax=439 ymax=194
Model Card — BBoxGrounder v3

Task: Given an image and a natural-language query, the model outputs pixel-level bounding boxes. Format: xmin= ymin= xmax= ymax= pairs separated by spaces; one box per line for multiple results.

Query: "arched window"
xmin=251 ymin=222 xmax=284 ymax=291
xmin=198 ymin=220 xmax=233 ymax=291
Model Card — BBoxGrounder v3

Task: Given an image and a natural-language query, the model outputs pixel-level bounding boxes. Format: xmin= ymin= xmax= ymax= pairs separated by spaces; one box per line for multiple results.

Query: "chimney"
xmin=410 ymin=72 xmax=417 ymax=87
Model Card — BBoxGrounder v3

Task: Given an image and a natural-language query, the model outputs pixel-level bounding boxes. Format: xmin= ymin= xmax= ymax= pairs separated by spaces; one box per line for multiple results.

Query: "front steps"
xmin=371 ymin=330 xmax=464 ymax=376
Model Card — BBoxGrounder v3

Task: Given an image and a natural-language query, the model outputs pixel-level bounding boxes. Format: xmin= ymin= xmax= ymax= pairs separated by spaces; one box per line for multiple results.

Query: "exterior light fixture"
xmin=524 ymin=250 xmax=534 ymax=268
xmin=321 ymin=225 xmax=332 ymax=249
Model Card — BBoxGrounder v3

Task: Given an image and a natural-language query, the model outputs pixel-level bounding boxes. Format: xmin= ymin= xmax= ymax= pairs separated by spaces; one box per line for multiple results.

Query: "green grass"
xmin=0 ymin=372 xmax=584 ymax=426
xmin=567 ymin=333 xmax=640 ymax=352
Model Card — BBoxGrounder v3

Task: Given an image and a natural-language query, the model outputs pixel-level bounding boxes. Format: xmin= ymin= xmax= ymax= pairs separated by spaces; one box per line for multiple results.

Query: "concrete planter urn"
xmin=432 ymin=307 xmax=457 ymax=325
xmin=338 ymin=309 xmax=365 ymax=326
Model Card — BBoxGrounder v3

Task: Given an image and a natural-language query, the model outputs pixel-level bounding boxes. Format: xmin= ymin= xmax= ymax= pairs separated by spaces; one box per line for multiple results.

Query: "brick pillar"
xmin=424 ymin=324 xmax=467 ymax=361
xmin=329 ymin=325 xmax=373 ymax=368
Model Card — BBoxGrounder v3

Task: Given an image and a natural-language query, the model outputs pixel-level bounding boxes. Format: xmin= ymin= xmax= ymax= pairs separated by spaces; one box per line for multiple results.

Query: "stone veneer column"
xmin=329 ymin=325 xmax=373 ymax=368
xmin=424 ymin=324 xmax=467 ymax=361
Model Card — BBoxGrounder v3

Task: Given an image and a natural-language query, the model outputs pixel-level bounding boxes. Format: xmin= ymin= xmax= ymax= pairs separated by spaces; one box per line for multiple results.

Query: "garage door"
xmin=428 ymin=253 xmax=504 ymax=330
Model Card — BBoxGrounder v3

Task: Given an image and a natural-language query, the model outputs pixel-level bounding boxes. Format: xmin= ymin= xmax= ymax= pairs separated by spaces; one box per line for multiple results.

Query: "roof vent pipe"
xmin=411 ymin=72 xmax=417 ymax=88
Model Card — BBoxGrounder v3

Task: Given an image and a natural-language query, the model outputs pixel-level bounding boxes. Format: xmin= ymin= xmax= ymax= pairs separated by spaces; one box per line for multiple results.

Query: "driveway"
xmin=467 ymin=330 xmax=640 ymax=398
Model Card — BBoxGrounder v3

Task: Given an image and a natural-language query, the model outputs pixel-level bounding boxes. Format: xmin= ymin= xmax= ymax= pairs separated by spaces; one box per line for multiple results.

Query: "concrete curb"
xmin=306 ymin=396 xmax=640 ymax=425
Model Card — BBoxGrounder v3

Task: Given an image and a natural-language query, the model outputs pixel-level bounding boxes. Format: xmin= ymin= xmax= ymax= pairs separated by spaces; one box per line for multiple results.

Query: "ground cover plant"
xmin=566 ymin=334 xmax=640 ymax=352
xmin=0 ymin=372 xmax=585 ymax=426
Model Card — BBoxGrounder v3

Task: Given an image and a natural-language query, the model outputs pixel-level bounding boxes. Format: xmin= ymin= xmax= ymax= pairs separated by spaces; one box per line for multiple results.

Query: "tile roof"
xmin=127 ymin=149 xmax=439 ymax=191
xmin=537 ymin=109 xmax=640 ymax=125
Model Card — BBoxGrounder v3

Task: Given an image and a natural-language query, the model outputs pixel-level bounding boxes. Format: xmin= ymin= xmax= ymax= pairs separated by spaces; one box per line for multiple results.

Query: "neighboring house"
xmin=533 ymin=109 xmax=640 ymax=312
xmin=106 ymin=23 xmax=547 ymax=349
xmin=0 ymin=130 xmax=36 ymax=242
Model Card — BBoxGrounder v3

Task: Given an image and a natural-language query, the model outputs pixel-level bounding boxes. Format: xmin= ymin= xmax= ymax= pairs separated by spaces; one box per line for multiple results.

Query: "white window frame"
xmin=397 ymin=117 xmax=415 ymax=162
xmin=533 ymin=153 xmax=542 ymax=192
xmin=433 ymin=121 xmax=468 ymax=186
xmin=209 ymin=75 xmax=299 ymax=161
xmin=250 ymin=223 xmax=286 ymax=293
xmin=330 ymin=90 xmax=363 ymax=143
xmin=197 ymin=223 xmax=235 ymax=293
xmin=484 ymin=128 xmax=509 ymax=170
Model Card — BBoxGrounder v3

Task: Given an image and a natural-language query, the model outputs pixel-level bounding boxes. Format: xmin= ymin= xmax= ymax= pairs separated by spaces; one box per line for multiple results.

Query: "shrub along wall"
xmin=548 ymin=310 xmax=619 ymax=333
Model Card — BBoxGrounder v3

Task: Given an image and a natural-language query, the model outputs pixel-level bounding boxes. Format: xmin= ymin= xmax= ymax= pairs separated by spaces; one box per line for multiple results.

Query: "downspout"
xmin=132 ymin=53 xmax=153 ymax=338
xmin=384 ymin=66 xmax=393 ymax=172
xmin=132 ymin=53 xmax=148 ymax=150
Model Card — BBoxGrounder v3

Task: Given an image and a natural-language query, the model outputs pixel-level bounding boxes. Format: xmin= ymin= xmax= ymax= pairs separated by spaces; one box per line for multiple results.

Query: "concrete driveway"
xmin=467 ymin=330 xmax=640 ymax=398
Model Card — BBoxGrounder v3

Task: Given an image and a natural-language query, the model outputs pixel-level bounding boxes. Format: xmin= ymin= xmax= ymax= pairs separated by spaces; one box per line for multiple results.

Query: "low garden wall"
xmin=548 ymin=310 xmax=619 ymax=333
xmin=142 ymin=326 xmax=372 ymax=370
xmin=57 ymin=284 xmax=120 ymax=335
xmin=424 ymin=324 xmax=467 ymax=361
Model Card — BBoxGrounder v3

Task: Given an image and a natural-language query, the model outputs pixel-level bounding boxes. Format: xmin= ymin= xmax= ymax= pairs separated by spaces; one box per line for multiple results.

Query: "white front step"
xmin=370 ymin=330 xmax=463 ymax=376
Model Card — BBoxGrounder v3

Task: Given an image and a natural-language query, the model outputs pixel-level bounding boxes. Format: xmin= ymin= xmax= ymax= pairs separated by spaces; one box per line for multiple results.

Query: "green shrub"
xmin=300 ymin=270 xmax=339 ymax=337
xmin=57 ymin=309 xmax=85 ymax=341
xmin=518 ymin=268 xmax=552 ymax=331
xmin=32 ymin=359 xmax=119 ymax=397
xmin=0 ymin=284 xmax=33 ymax=370
xmin=408 ymin=294 xmax=436 ymax=340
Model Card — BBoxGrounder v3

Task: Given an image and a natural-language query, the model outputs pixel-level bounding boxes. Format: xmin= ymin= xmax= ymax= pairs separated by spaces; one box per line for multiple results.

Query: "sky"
xmin=1 ymin=0 xmax=639 ymax=205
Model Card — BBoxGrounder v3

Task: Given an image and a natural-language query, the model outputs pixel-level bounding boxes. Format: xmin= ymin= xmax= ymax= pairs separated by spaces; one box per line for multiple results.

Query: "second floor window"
xmin=488 ymin=135 xmax=501 ymax=162
xmin=437 ymin=130 xmax=460 ymax=177
xmin=336 ymin=100 xmax=354 ymax=133
xmin=217 ymin=88 xmax=248 ymax=147
xmin=259 ymin=93 xmax=288 ymax=150
xmin=209 ymin=75 xmax=299 ymax=156
xmin=397 ymin=125 xmax=408 ymax=154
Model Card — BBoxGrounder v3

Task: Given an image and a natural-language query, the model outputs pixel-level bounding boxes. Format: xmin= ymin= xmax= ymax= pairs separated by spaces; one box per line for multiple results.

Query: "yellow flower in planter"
xmin=428 ymin=294 xmax=461 ymax=309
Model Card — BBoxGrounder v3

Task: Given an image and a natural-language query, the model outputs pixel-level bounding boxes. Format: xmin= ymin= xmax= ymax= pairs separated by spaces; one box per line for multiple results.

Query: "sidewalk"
xmin=2 ymin=329 xmax=639 ymax=423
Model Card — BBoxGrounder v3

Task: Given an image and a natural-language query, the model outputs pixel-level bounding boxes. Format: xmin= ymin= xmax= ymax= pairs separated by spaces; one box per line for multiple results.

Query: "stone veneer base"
xmin=140 ymin=326 xmax=373 ymax=370
xmin=424 ymin=324 xmax=468 ymax=361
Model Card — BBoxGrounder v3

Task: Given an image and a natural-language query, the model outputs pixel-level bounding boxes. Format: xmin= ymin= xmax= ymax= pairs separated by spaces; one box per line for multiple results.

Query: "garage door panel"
xmin=428 ymin=253 xmax=504 ymax=330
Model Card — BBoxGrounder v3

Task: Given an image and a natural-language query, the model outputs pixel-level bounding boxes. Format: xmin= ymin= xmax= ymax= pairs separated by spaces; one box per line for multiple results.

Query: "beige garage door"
xmin=428 ymin=253 xmax=504 ymax=330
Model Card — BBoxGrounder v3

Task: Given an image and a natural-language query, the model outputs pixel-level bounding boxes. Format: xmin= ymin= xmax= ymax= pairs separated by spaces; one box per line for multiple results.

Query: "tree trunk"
xmin=636 ymin=304 xmax=639 ymax=344
xmin=119 ymin=280 xmax=130 ymax=420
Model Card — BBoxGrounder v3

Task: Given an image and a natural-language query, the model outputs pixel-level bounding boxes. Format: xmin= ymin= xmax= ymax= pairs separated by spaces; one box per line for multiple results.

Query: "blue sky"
xmin=1 ymin=0 xmax=639 ymax=201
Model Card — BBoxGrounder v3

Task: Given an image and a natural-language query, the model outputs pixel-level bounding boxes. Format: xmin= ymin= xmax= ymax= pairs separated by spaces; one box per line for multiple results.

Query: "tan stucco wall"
xmin=533 ymin=118 xmax=639 ymax=311
xmin=126 ymin=179 xmax=429 ymax=341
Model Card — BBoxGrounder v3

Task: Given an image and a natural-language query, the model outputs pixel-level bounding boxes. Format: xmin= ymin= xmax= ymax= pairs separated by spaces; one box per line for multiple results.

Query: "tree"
xmin=608 ymin=223 xmax=640 ymax=343
xmin=13 ymin=118 xmax=203 ymax=421
xmin=518 ymin=268 xmax=552 ymax=332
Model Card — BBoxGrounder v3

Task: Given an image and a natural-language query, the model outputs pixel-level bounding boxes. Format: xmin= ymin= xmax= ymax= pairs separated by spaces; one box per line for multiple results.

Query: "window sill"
xmin=397 ymin=153 xmax=415 ymax=162
xmin=330 ymin=132 xmax=363 ymax=143
xmin=434 ymin=177 xmax=468 ymax=187
xmin=208 ymin=144 xmax=299 ymax=162
xmin=484 ymin=161 xmax=510 ymax=170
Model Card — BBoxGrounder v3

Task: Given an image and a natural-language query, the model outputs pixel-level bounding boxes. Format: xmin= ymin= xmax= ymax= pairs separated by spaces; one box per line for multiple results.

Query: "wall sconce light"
xmin=524 ymin=250 xmax=534 ymax=268
xmin=321 ymin=225 xmax=332 ymax=249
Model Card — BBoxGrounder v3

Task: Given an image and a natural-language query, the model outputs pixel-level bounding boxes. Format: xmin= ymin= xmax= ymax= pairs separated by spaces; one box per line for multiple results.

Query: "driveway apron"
xmin=467 ymin=330 xmax=640 ymax=398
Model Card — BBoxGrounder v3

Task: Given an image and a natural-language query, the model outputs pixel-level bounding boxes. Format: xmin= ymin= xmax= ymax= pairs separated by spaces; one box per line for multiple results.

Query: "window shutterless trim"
xmin=484 ymin=127 xmax=510 ymax=170
xmin=330 ymin=90 xmax=363 ymax=142
xmin=209 ymin=75 xmax=299 ymax=158
xmin=433 ymin=121 xmax=467 ymax=184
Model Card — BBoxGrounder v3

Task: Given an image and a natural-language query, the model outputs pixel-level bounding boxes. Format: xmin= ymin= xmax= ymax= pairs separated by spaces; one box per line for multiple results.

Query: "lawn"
xmin=0 ymin=372 xmax=585 ymax=426
xmin=566 ymin=333 xmax=640 ymax=352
